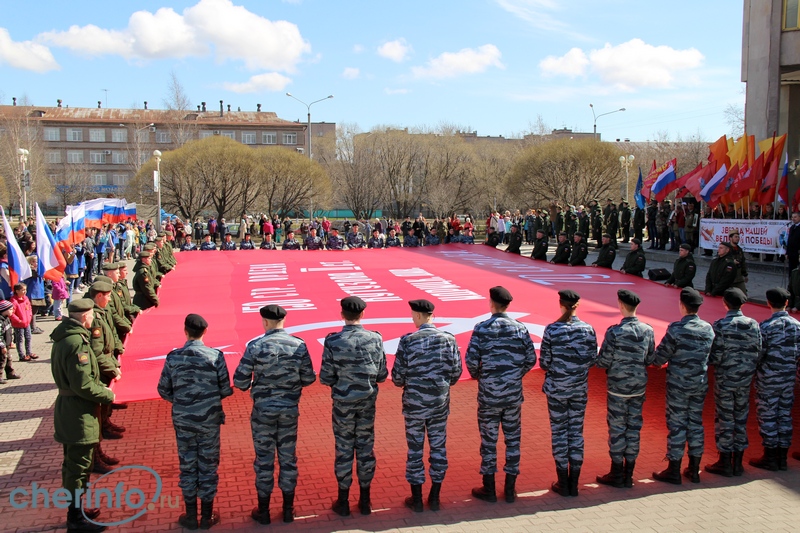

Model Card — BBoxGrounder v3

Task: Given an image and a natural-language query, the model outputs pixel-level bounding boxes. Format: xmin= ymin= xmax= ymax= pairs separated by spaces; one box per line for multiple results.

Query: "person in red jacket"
xmin=10 ymin=284 xmax=36 ymax=361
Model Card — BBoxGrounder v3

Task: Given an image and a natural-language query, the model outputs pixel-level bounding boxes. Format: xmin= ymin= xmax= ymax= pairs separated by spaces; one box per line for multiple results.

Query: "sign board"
xmin=699 ymin=219 xmax=789 ymax=254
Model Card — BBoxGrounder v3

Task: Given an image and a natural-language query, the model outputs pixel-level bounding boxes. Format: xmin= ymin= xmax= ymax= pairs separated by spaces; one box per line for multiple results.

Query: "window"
xmin=44 ymin=128 xmax=60 ymax=141
xmin=263 ymin=132 xmax=277 ymax=145
xmin=92 ymin=173 xmax=107 ymax=186
xmin=111 ymin=129 xmax=128 ymax=143
xmin=222 ymin=131 xmax=235 ymax=140
xmin=156 ymin=131 xmax=171 ymax=143
xmin=67 ymin=151 xmax=84 ymax=164
xmin=136 ymin=130 xmax=149 ymax=143
xmin=242 ymin=132 xmax=256 ymax=145
xmin=112 ymin=152 xmax=127 ymax=164
xmin=283 ymin=132 xmax=297 ymax=145
xmin=90 ymin=151 xmax=106 ymax=164
xmin=199 ymin=131 xmax=214 ymax=139
xmin=112 ymin=174 xmax=129 ymax=186
xmin=47 ymin=151 xmax=61 ymax=164
xmin=68 ymin=129 xmax=83 ymax=142
xmin=139 ymin=152 xmax=150 ymax=165
xmin=89 ymin=129 xmax=105 ymax=142
xmin=786 ymin=0 xmax=799 ymax=29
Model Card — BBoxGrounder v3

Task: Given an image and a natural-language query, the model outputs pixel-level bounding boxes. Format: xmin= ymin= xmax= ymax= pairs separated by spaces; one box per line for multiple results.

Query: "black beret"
xmin=766 ymin=287 xmax=790 ymax=307
xmin=574 ymin=231 xmax=584 ymax=237
xmin=409 ymin=299 xmax=435 ymax=314
xmin=602 ymin=233 xmax=612 ymax=239
xmin=679 ymin=243 xmax=692 ymax=251
xmin=90 ymin=281 xmax=113 ymax=293
xmin=260 ymin=304 xmax=287 ymax=320
xmin=68 ymin=298 xmax=95 ymax=313
xmin=184 ymin=313 xmax=208 ymax=331
xmin=617 ymin=289 xmax=640 ymax=307
xmin=719 ymin=241 xmax=733 ymax=250
xmin=489 ymin=286 xmax=513 ymax=306
xmin=680 ymin=287 xmax=704 ymax=307
xmin=536 ymin=228 xmax=544 ymax=233
xmin=372 ymin=229 xmax=379 ymax=233
xmin=631 ymin=238 xmax=641 ymax=246
xmin=559 ymin=231 xmax=567 ymax=236
xmin=723 ymin=288 xmax=747 ymax=308
xmin=558 ymin=289 xmax=580 ymax=305
xmin=341 ymin=296 xmax=366 ymax=314
xmin=331 ymin=227 xmax=339 ymax=232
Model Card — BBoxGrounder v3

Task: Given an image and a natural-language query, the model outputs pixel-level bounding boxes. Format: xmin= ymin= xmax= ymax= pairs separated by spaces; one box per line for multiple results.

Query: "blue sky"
xmin=0 ymin=0 xmax=744 ymax=141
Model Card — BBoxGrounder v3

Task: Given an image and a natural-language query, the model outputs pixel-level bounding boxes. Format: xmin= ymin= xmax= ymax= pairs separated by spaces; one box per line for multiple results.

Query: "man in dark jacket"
xmin=665 ymin=244 xmax=697 ymax=288
xmin=593 ymin=234 xmax=617 ymax=269
xmin=620 ymin=239 xmax=646 ymax=277
xmin=704 ymin=243 xmax=738 ymax=296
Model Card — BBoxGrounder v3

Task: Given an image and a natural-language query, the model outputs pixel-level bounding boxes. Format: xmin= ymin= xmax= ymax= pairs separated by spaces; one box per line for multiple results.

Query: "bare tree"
xmin=162 ymin=72 xmax=197 ymax=147
xmin=50 ymin=159 xmax=95 ymax=208
xmin=254 ymin=148 xmax=330 ymax=219
xmin=0 ymin=101 xmax=51 ymax=216
xmin=370 ymin=128 xmax=424 ymax=219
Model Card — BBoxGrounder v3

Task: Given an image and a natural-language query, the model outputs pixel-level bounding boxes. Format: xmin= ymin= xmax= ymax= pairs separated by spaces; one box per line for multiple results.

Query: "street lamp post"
xmin=17 ymin=148 xmax=29 ymax=219
xmin=619 ymin=154 xmax=635 ymax=200
xmin=285 ymin=93 xmax=334 ymax=159
xmin=153 ymin=150 xmax=162 ymax=228
xmin=589 ymin=104 xmax=626 ymax=140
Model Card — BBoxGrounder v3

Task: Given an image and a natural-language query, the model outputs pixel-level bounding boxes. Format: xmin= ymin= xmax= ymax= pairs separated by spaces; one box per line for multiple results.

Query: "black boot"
xmin=683 ymin=455 xmax=701 ymax=483
xmin=404 ymin=484 xmax=423 ymax=513
xmin=732 ymin=451 xmax=745 ymax=476
xmin=596 ymin=460 xmax=624 ymax=488
xmin=471 ymin=474 xmax=497 ymax=502
xmin=504 ymin=474 xmax=517 ymax=503
xmin=250 ymin=494 xmax=270 ymax=525
xmin=568 ymin=464 xmax=581 ymax=497
xmin=91 ymin=454 xmax=113 ymax=475
xmin=66 ymin=504 xmax=106 ymax=532
xmin=653 ymin=458 xmax=682 ymax=485
xmin=179 ymin=496 xmax=199 ymax=530
xmin=96 ymin=445 xmax=119 ymax=466
xmin=428 ymin=482 xmax=441 ymax=511
xmin=551 ymin=467 xmax=570 ymax=497
xmin=623 ymin=458 xmax=635 ymax=488
xmin=331 ymin=488 xmax=350 ymax=516
xmin=282 ymin=491 xmax=294 ymax=523
xmin=777 ymin=448 xmax=788 ymax=471
xmin=199 ymin=499 xmax=220 ymax=530
xmin=358 ymin=485 xmax=371 ymax=515
xmin=749 ymin=447 xmax=778 ymax=471
xmin=704 ymin=452 xmax=733 ymax=477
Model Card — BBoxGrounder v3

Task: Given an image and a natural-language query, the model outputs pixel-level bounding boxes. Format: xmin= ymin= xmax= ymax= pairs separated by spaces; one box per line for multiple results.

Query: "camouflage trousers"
xmin=755 ymin=383 xmax=795 ymax=448
xmin=547 ymin=395 xmax=588 ymax=470
xmin=606 ymin=393 xmax=645 ymax=462
xmin=477 ymin=404 xmax=521 ymax=475
xmin=251 ymin=409 xmax=299 ymax=497
xmin=665 ymin=387 xmax=705 ymax=460
xmin=404 ymin=415 xmax=448 ymax=485
xmin=332 ymin=396 xmax=377 ymax=489
xmin=174 ymin=424 xmax=221 ymax=501
xmin=714 ymin=385 xmax=751 ymax=453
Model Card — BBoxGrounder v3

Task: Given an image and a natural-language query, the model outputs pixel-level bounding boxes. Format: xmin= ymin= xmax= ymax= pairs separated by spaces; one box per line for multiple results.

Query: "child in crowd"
xmin=51 ymin=276 xmax=69 ymax=321
xmin=0 ymin=300 xmax=20 ymax=383
xmin=24 ymin=256 xmax=45 ymax=335
xmin=10 ymin=284 xmax=36 ymax=361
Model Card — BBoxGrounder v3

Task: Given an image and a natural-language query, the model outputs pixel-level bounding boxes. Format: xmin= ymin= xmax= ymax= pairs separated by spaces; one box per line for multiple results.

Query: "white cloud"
xmin=353 ymin=44 xmax=364 ymax=53
xmin=38 ymin=0 xmax=309 ymax=72
xmin=223 ymin=72 xmax=291 ymax=93
xmin=377 ymin=38 xmax=412 ymax=62
xmin=495 ymin=0 xmax=589 ymax=41
xmin=385 ymin=88 xmax=410 ymax=95
xmin=539 ymin=47 xmax=588 ymax=77
xmin=412 ymin=44 xmax=504 ymax=80
xmin=0 ymin=28 xmax=59 ymax=72
xmin=539 ymin=39 xmax=704 ymax=91
xmin=342 ymin=67 xmax=360 ymax=79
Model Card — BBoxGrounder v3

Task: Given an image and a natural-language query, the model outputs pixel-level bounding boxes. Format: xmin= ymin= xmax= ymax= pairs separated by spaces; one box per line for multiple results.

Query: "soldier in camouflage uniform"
xmin=466 ymin=286 xmax=537 ymax=504
xmin=392 ymin=299 xmax=462 ymax=512
xmin=259 ymin=234 xmax=277 ymax=250
xmin=325 ymin=228 xmax=344 ymax=250
xmin=665 ymin=243 xmax=697 ymax=288
xmin=595 ymin=290 xmax=655 ymax=488
xmin=404 ymin=228 xmax=421 ymax=248
xmin=750 ymin=288 xmax=800 ymax=471
xmin=200 ymin=235 xmax=217 ymax=250
xmin=540 ymin=290 xmax=598 ymax=497
xmin=234 ymin=305 xmax=316 ymax=525
xmin=592 ymin=234 xmax=617 ymax=268
xmin=568 ymin=232 xmax=588 ymax=266
xmin=157 ymin=314 xmax=233 ymax=530
xmin=132 ymin=252 xmax=159 ymax=310
xmin=385 ymin=228 xmax=402 ymax=247
xmin=652 ymin=288 xmax=715 ymax=484
xmin=239 ymin=233 xmax=256 ymax=250
xmin=220 ymin=234 xmax=238 ymax=250
xmin=346 ymin=225 xmax=367 ymax=248
xmin=281 ymin=231 xmax=301 ymax=250
xmin=550 ymin=232 xmax=570 ymax=264
xmin=368 ymin=229 xmax=384 ymax=249
xmin=705 ymin=288 xmax=761 ymax=477
xmin=303 ymin=228 xmax=324 ymax=250
xmin=319 ymin=296 xmax=388 ymax=516
xmin=425 ymin=228 xmax=441 ymax=246
xmin=619 ymin=239 xmax=646 ymax=277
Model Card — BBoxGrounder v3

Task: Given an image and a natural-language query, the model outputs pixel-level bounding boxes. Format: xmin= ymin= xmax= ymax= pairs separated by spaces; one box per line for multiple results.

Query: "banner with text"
xmin=699 ymin=219 xmax=789 ymax=254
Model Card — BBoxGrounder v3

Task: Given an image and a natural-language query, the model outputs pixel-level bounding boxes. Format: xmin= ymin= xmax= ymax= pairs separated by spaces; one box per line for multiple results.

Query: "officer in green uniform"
xmin=132 ymin=252 xmax=159 ymax=310
xmin=51 ymin=298 xmax=115 ymax=532
xmin=116 ymin=263 xmax=141 ymax=323
xmin=99 ymin=264 xmax=132 ymax=342
xmin=143 ymin=243 xmax=162 ymax=288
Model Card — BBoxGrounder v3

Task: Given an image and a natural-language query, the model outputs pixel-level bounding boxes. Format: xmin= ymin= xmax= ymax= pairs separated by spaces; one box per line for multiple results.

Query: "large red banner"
xmin=114 ymin=245 xmax=773 ymax=402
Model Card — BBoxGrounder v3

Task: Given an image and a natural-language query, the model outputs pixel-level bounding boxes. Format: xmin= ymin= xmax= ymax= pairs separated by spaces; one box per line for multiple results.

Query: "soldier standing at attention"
xmin=531 ymin=229 xmax=548 ymax=261
xmin=727 ymin=230 xmax=748 ymax=295
xmin=239 ymin=233 xmax=256 ymax=250
xmin=259 ymin=233 xmax=277 ymax=250
xmin=392 ymin=299 xmax=462 ymax=512
xmin=704 ymin=242 xmax=737 ymax=296
xmin=620 ymin=239 xmax=647 ymax=277
xmin=705 ymin=288 xmax=761 ymax=477
xmin=157 ymin=314 xmax=233 ymax=530
xmin=302 ymin=228 xmax=323 ymax=250
xmin=750 ymin=288 xmax=800 ymax=471
xmin=281 ymin=231 xmax=301 ymax=250
xmin=652 ymin=288 xmax=715 ymax=485
xmin=220 ymin=233 xmax=238 ymax=250
xmin=319 ymin=297 xmax=387 ymax=516
xmin=132 ymin=252 xmax=159 ymax=310
xmin=466 ymin=287 xmax=537 ymax=504
xmin=234 ymin=305 xmax=316 ymax=524
xmin=539 ymin=290 xmax=597 ymax=497
xmin=326 ymin=228 xmax=345 ymax=250
xmin=550 ymin=232 xmax=571 ymax=265
xmin=595 ymin=290 xmax=655 ymax=488
xmin=200 ymin=234 xmax=217 ymax=251
xmin=51 ymin=298 xmax=115 ymax=533
xmin=346 ymin=225 xmax=366 ymax=249
xmin=592 ymin=234 xmax=617 ymax=268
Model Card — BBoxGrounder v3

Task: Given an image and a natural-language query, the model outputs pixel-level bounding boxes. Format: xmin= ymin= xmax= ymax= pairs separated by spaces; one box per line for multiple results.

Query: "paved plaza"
xmin=1 ymin=250 xmax=799 ymax=533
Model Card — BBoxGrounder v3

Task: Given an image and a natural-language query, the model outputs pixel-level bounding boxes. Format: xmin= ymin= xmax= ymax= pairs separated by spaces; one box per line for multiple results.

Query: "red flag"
xmin=684 ymin=165 xmax=714 ymax=199
xmin=708 ymin=135 xmax=730 ymax=172
xmin=730 ymin=152 xmax=763 ymax=201
xmin=671 ymin=163 xmax=703 ymax=199
xmin=640 ymin=160 xmax=658 ymax=199
xmin=757 ymin=156 xmax=780 ymax=205
xmin=707 ymin=164 xmax=739 ymax=208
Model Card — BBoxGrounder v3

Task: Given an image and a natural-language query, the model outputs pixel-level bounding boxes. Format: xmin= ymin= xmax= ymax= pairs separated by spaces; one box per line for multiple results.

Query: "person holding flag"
xmin=0 ymin=207 xmax=32 ymax=301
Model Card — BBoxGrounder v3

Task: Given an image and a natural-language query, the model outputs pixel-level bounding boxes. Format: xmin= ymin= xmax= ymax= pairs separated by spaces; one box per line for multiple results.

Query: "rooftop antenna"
xmin=102 ymin=89 xmax=109 ymax=109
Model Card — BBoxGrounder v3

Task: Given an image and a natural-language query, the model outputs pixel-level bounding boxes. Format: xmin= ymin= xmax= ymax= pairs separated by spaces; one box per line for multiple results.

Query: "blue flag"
xmin=634 ymin=167 xmax=646 ymax=209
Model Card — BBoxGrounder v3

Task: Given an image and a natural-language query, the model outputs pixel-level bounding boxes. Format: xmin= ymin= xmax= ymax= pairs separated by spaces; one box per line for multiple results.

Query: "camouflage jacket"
xmin=596 ymin=316 xmax=655 ymax=396
xmin=346 ymin=233 xmax=366 ymax=249
xmin=709 ymin=310 xmax=762 ymax=390
xmin=756 ymin=311 xmax=800 ymax=389
xmin=653 ymin=314 xmax=715 ymax=392
xmin=540 ymin=316 xmax=597 ymax=398
xmin=319 ymin=324 xmax=388 ymax=402
xmin=326 ymin=235 xmax=345 ymax=250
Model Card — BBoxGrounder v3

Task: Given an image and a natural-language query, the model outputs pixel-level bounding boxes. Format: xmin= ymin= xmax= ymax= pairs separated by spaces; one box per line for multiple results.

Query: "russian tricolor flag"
xmin=778 ymin=153 xmax=789 ymax=206
xmin=0 ymin=207 xmax=32 ymax=286
xmin=84 ymin=198 xmax=106 ymax=229
xmin=650 ymin=163 xmax=677 ymax=200
xmin=700 ymin=164 xmax=729 ymax=204
xmin=102 ymin=198 xmax=126 ymax=224
xmin=35 ymin=203 xmax=67 ymax=281
xmin=124 ymin=203 xmax=137 ymax=220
